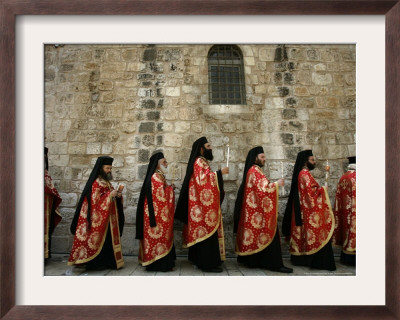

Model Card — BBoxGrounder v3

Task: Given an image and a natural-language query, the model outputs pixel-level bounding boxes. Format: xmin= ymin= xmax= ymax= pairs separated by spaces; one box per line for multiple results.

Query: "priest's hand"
xmin=110 ymin=190 xmax=119 ymax=198
xmin=221 ymin=167 xmax=229 ymax=175
xmin=325 ymin=165 xmax=330 ymax=172
xmin=277 ymin=178 xmax=285 ymax=187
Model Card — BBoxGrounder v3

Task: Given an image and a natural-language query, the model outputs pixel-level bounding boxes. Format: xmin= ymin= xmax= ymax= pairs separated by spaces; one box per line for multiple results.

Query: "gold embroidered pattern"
xmin=73 ymin=246 xmax=87 ymax=261
xmin=152 ymin=243 xmax=167 ymax=256
xmin=246 ymin=191 xmax=258 ymax=209
xmin=160 ymin=206 xmax=170 ymax=222
xmin=306 ymin=229 xmax=316 ymax=245
xmin=190 ymin=205 xmax=203 ymax=222
xmin=247 ymin=172 xmax=256 ymax=188
xmin=257 ymin=178 xmax=269 ymax=192
xmin=257 ymin=233 xmax=270 ymax=246
xmin=250 ymin=212 xmax=264 ymax=229
xmin=194 ymin=226 xmax=207 ymax=239
xmin=196 ymin=170 xmax=208 ymax=186
xmin=156 ymin=187 xmax=166 ymax=202
xmin=91 ymin=210 xmax=104 ymax=228
xmin=205 ymin=209 xmax=218 ymax=227
xmin=148 ymin=224 xmax=163 ymax=239
xmin=200 ymin=189 xmax=214 ymax=206
xmin=189 ymin=185 xmax=197 ymax=201
xmin=242 ymin=229 xmax=254 ymax=246
xmin=88 ymin=232 xmax=102 ymax=250
xmin=261 ymin=196 xmax=273 ymax=214
xmin=76 ymin=223 xmax=88 ymax=241
xmin=310 ymin=212 xmax=322 ymax=228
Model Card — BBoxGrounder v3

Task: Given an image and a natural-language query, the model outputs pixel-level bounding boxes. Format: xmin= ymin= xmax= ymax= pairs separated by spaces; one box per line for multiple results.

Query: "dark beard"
xmin=203 ymin=149 xmax=214 ymax=161
xmin=306 ymin=161 xmax=315 ymax=170
xmin=99 ymin=169 xmax=113 ymax=181
xmin=255 ymin=158 xmax=264 ymax=167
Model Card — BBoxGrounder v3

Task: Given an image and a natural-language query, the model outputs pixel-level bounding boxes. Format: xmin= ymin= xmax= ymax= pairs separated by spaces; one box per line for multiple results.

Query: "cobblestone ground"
xmin=46 ymin=254 xmax=355 ymax=276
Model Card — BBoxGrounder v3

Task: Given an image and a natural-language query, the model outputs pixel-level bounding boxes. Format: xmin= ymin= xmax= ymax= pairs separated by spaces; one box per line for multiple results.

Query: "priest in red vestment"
xmin=282 ymin=150 xmax=336 ymax=271
xmin=136 ymin=152 xmax=176 ymax=272
xmin=68 ymin=156 xmax=125 ymax=270
xmin=234 ymin=146 xmax=292 ymax=273
xmin=333 ymin=156 xmax=356 ymax=266
xmin=175 ymin=137 xmax=229 ymax=273
xmin=44 ymin=147 xmax=62 ymax=260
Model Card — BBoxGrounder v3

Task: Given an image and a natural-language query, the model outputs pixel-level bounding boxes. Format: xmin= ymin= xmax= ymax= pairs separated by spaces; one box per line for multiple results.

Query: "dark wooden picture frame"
xmin=1 ymin=1 xmax=399 ymax=319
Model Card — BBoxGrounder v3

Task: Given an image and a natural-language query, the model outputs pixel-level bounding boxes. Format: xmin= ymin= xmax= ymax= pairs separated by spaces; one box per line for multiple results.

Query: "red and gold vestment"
xmin=68 ymin=177 xmax=124 ymax=269
xmin=289 ymin=168 xmax=334 ymax=255
xmin=235 ymin=165 xmax=279 ymax=256
xmin=332 ymin=169 xmax=356 ymax=254
xmin=183 ymin=157 xmax=225 ymax=260
xmin=139 ymin=171 xmax=175 ymax=266
xmin=44 ymin=169 xmax=62 ymax=259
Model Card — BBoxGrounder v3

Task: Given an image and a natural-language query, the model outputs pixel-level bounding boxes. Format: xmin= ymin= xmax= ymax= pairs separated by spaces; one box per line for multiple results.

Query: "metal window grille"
xmin=208 ymin=45 xmax=246 ymax=105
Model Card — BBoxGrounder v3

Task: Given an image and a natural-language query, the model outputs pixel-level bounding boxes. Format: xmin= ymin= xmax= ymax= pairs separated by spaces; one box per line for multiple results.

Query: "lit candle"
xmin=325 ymin=160 xmax=329 ymax=187
xmin=226 ymin=144 xmax=230 ymax=167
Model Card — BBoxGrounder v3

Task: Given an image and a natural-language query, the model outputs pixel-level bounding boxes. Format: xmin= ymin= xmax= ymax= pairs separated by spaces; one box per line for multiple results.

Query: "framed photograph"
xmin=1 ymin=1 xmax=399 ymax=319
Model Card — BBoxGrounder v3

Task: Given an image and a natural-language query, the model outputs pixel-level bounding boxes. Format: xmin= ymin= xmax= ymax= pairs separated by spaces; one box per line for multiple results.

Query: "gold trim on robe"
xmin=68 ymin=178 xmax=124 ymax=269
xmin=290 ymin=169 xmax=335 ymax=256
xmin=139 ymin=171 xmax=175 ymax=267
xmin=332 ymin=169 xmax=356 ymax=255
xmin=235 ymin=165 xmax=279 ymax=256
xmin=182 ymin=157 xmax=225 ymax=261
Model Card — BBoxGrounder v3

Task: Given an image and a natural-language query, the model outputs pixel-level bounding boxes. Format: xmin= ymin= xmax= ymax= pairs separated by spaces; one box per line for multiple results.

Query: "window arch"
xmin=208 ymin=45 xmax=246 ymax=105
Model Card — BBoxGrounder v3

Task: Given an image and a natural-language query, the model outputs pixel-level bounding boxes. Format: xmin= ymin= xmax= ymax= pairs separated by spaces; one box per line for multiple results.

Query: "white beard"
xmin=160 ymin=165 xmax=168 ymax=174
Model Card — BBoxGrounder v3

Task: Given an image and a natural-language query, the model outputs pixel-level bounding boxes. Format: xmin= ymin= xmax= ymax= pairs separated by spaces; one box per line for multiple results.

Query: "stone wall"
xmin=44 ymin=44 xmax=356 ymax=257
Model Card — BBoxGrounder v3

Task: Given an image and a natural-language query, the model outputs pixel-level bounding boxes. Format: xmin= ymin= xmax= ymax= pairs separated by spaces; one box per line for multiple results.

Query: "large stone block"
xmin=121 ymin=48 xmax=138 ymax=61
xmin=127 ymin=62 xmax=146 ymax=72
xmin=259 ymin=48 xmax=276 ymax=61
xmin=138 ymin=122 xmax=155 ymax=133
xmin=101 ymin=62 xmax=126 ymax=72
xmin=46 ymin=142 xmax=68 ymax=155
xmin=191 ymin=122 xmax=202 ymax=133
xmin=59 ymin=192 xmax=78 ymax=207
xmin=165 ymin=87 xmax=181 ymax=97
xmin=178 ymin=107 xmax=200 ymax=121
xmin=265 ymin=97 xmax=284 ymax=109
xmin=175 ymin=121 xmax=191 ymax=134
xmin=112 ymin=168 xmax=135 ymax=182
xmin=164 ymin=133 xmax=183 ymax=147
xmin=48 ymin=155 xmax=69 ymax=167
xmin=64 ymin=167 xmax=83 ymax=180
xmin=102 ymin=143 xmax=113 ymax=154
xmin=312 ymin=72 xmax=333 ymax=85
xmin=68 ymin=142 xmax=86 ymax=155
xmin=282 ymin=109 xmax=297 ymax=119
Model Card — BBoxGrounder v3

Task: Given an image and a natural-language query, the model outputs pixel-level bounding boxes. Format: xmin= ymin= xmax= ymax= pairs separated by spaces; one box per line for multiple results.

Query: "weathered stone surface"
xmin=259 ymin=48 xmax=276 ymax=61
xmin=45 ymin=44 xmax=355 ymax=257
xmin=139 ymin=122 xmax=155 ymax=133
xmin=68 ymin=142 xmax=86 ymax=155
xmin=58 ymin=192 xmax=78 ymax=207
xmin=312 ymin=72 xmax=333 ymax=85
xmin=164 ymin=133 xmax=183 ymax=147
xmin=175 ymin=121 xmax=191 ymax=134
xmin=282 ymin=109 xmax=297 ymax=119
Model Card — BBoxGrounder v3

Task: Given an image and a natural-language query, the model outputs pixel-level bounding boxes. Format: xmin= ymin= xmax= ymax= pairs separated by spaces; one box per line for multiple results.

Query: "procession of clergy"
xmin=44 ymin=137 xmax=356 ymax=274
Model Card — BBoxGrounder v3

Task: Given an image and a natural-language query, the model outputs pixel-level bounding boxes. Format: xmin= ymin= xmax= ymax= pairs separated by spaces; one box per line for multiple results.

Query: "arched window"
xmin=208 ymin=45 xmax=246 ymax=105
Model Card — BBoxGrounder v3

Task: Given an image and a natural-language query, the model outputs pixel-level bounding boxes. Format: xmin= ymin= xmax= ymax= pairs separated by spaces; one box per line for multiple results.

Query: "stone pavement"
xmin=45 ymin=254 xmax=355 ymax=276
